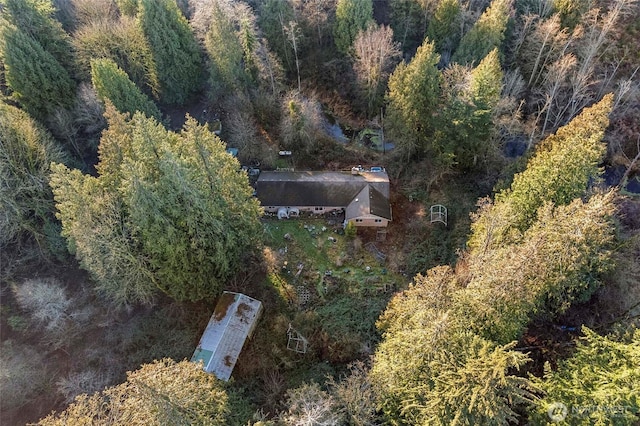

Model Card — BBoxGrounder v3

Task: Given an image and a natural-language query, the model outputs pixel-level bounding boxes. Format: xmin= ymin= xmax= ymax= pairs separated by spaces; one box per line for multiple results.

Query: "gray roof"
xmin=256 ymin=171 xmax=390 ymax=209
xmin=345 ymin=185 xmax=392 ymax=220
xmin=192 ymin=292 xmax=262 ymax=381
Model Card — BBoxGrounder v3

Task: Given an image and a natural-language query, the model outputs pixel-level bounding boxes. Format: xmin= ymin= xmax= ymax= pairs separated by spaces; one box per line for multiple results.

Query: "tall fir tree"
xmin=458 ymin=192 xmax=616 ymax=343
xmin=468 ymin=94 xmax=613 ymax=251
xmin=37 ymin=359 xmax=233 ymax=425
xmin=0 ymin=102 xmax=67 ymax=255
xmin=452 ymin=0 xmax=512 ymax=65
xmin=386 ymin=37 xmax=442 ymax=159
xmin=456 ymin=48 xmax=503 ymax=169
xmin=531 ymin=326 xmax=640 ymax=425
xmin=91 ymin=58 xmax=161 ymax=120
xmin=204 ymin=3 xmax=248 ymax=98
xmin=73 ymin=17 xmax=160 ymax=98
xmin=51 ymin=107 xmax=262 ymax=305
xmin=333 ymin=0 xmax=373 ymax=54
xmin=3 ymin=0 xmax=76 ymax=75
xmin=0 ymin=24 xmax=76 ymax=119
xmin=137 ymin=0 xmax=203 ymax=105
xmin=426 ymin=0 xmax=462 ymax=55
xmin=370 ymin=266 xmax=538 ymax=425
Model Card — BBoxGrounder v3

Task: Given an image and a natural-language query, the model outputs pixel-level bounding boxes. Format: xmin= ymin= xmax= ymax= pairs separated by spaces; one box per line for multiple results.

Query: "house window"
xmin=374 ymin=219 xmax=382 ymax=223
xmin=355 ymin=219 xmax=363 ymax=223
xmin=315 ymin=207 xmax=324 ymax=211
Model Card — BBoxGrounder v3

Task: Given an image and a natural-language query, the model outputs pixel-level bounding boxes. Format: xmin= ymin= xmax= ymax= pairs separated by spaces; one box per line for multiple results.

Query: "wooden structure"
xmin=286 ymin=324 xmax=309 ymax=354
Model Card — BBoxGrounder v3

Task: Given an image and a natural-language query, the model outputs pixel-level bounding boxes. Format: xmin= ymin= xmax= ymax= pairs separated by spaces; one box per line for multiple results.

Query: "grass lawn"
xmin=235 ymin=218 xmax=406 ymax=396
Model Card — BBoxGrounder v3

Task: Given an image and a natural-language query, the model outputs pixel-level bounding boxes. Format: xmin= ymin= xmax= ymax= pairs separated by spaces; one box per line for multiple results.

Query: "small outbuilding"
xmin=191 ymin=292 xmax=263 ymax=381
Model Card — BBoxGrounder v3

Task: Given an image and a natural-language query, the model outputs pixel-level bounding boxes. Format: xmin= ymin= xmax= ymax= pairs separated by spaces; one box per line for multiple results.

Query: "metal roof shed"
xmin=191 ymin=292 xmax=263 ymax=381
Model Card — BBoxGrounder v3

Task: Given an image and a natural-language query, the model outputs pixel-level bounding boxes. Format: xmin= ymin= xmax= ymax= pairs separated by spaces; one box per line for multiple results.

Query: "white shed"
xmin=191 ymin=292 xmax=263 ymax=381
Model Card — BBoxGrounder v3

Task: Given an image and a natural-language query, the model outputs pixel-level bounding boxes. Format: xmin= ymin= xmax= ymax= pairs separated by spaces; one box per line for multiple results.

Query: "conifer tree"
xmin=204 ymin=3 xmax=248 ymax=98
xmin=430 ymin=50 xmax=503 ymax=171
xmin=386 ymin=37 xmax=442 ymax=159
xmin=426 ymin=0 xmax=461 ymax=55
xmin=51 ymin=107 xmax=262 ymax=305
xmin=0 ymin=102 xmax=66 ymax=253
xmin=3 ymin=0 xmax=76 ymax=74
xmin=389 ymin=0 xmax=427 ymax=51
xmin=49 ymin=162 xmax=157 ymax=306
xmin=531 ymin=327 xmax=640 ymax=425
xmin=468 ymin=94 xmax=613 ymax=251
xmin=37 ymin=359 xmax=232 ymax=425
xmin=452 ymin=0 xmax=511 ymax=65
xmin=0 ymin=25 xmax=75 ymax=119
xmin=333 ymin=0 xmax=373 ymax=54
xmin=138 ymin=0 xmax=203 ymax=105
xmin=258 ymin=0 xmax=296 ymax=72
xmin=370 ymin=266 xmax=538 ymax=424
xmin=91 ymin=58 xmax=161 ymax=120
xmin=74 ymin=17 xmax=160 ymax=98
xmin=459 ymin=192 xmax=616 ymax=343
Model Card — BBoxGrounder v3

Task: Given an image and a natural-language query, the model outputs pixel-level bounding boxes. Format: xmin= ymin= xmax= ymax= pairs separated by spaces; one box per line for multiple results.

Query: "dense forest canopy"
xmin=1 ymin=0 xmax=639 ymax=425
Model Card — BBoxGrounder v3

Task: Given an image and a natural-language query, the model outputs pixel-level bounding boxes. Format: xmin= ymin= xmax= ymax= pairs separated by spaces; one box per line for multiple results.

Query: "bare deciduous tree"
xmin=352 ymin=24 xmax=402 ymax=116
xmin=280 ymin=382 xmax=343 ymax=426
xmin=328 ymin=361 xmax=378 ymax=426
xmin=0 ymin=341 xmax=48 ymax=410
xmin=13 ymin=278 xmax=72 ymax=333
xmin=292 ymin=0 xmax=335 ymax=48
xmin=280 ymin=91 xmax=324 ymax=154
xmin=284 ymin=20 xmax=303 ymax=92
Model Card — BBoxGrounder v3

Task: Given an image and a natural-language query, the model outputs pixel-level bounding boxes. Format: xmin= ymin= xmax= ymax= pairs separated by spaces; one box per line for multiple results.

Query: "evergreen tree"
xmin=389 ymin=0 xmax=427 ymax=51
xmin=116 ymin=0 xmax=139 ymax=17
xmin=204 ymin=3 xmax=248 ymax=98
xmin=370 ymin=267 xmax=537 ymax=424
xmin=37 ymin=359 xmax=232 ymax=425
xmin=429 ymin=51 xmax=503 ymax=171
xmin=3 ymin=0 xmax=76 ymax=75
xmin=0 ymin=24 xmax=76 ymax=119
xmin=452 ymin=0 xmax=512 ymax=65
xmin=0 ymin=102 xmax=67 ymax=254
xmin=455 ymin=48 xmax=503 ymax=168
xmin=470 ymin=48 xmax=503 ymax=110
xmin=257 ymin=0 xmax=296 ymax=72
xmin=137 ymin=0 xmax=203 ymax=105
xmin=74 ymin=17 xmax=160 ymax=98
xmin=333 ymin=0 xmax=373 ymax=54
xmin=49 ymin=162 xmax=157 ymax=306
xmin=531 ymin=327 xmax=640 ymax=425
xmin=458 ymin=192 xmax=616 ymax=343
xmin=468 ymin=94 xmax=613 ymax=251
xmin=91 ymin=58 xmax=161 ymax=120
xmin=386 ymin=37 xmax=442 ymax=159
xmin=426 ymin=0 xmax=462 ymax=55
xmin=51 ymin=107 xmax=262 ymax=305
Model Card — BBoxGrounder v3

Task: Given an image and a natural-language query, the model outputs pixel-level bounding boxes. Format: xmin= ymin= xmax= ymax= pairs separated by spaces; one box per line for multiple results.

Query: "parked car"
xmin=370 ymin=166 xmax=385 ymax=172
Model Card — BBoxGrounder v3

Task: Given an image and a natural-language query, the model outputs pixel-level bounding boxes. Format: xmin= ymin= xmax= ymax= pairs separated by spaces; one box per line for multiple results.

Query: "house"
xmin=191 ymin=292 xmax=263 ymax=381
xmin=256 ymin=170 xmax=392 ymax=227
